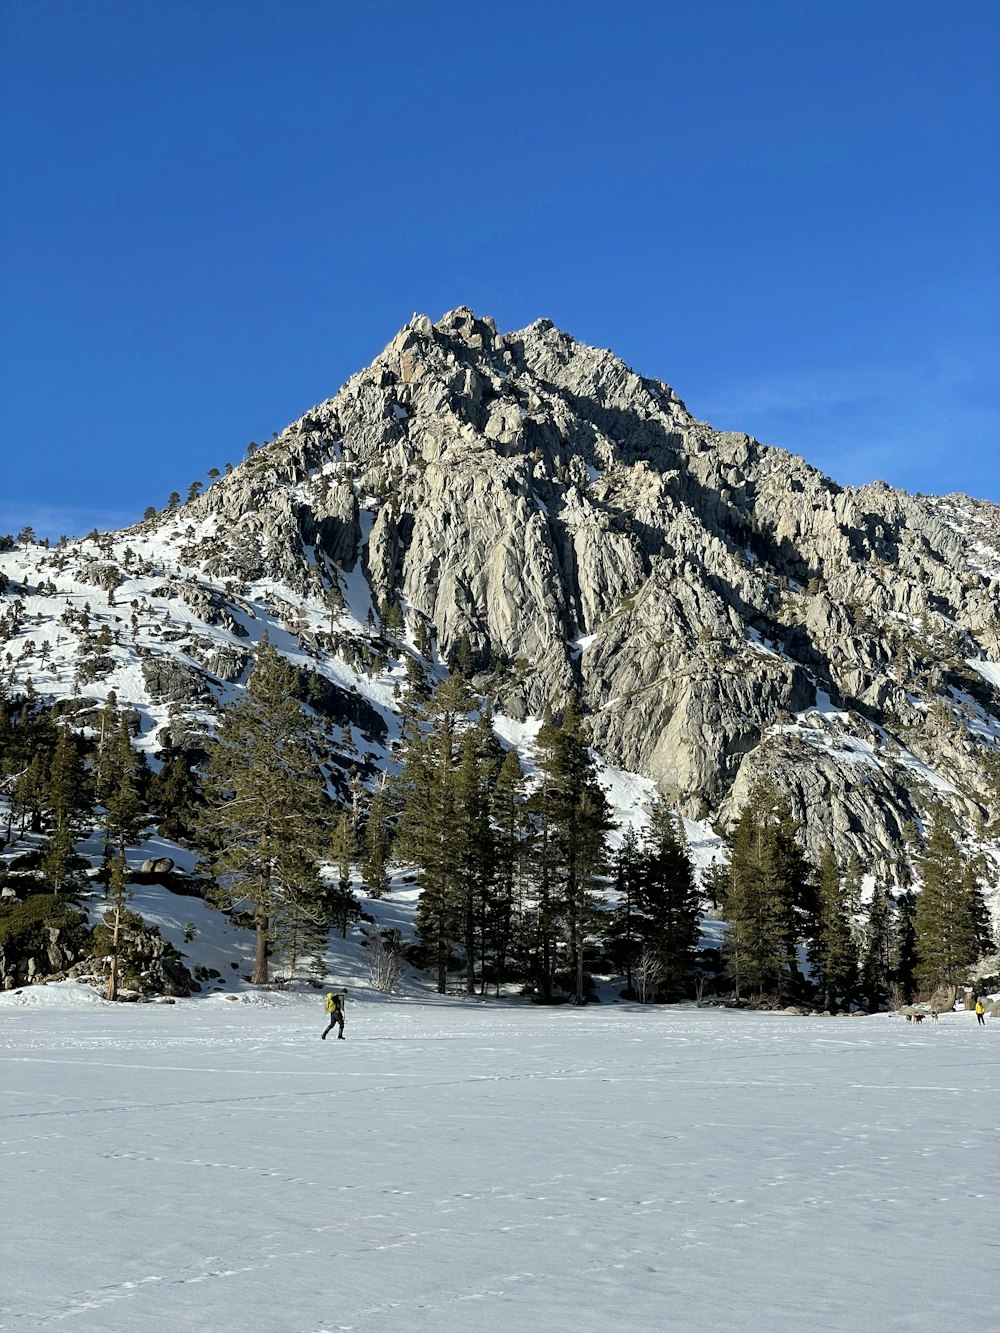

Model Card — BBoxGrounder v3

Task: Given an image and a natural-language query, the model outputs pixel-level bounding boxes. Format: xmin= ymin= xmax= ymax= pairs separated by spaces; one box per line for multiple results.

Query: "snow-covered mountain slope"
xmin=2 ymin=307 xmax=999 ymax=894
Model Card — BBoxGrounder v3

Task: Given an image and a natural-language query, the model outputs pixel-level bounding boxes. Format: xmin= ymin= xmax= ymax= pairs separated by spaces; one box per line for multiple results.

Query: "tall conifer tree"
xmin=488 ymin=746 xmax=531 ymax=995
xmin=201 ymin=637 xmax=330 ymax=984
xmin=633 ymin=800 xmax=700 ymax=998
xmin=914 ymin=807 xmax=986 ymax=990
xmin=102 ymin=719 xmax=145 ymax=861
xmin=860 ymin=881 xmax=893 ymax=1008
xmin=723 ymin=778 xmax=810 ymax=1000
xmin=530 ymin=698 xmax=612 ymax=1004
xmin=612 ymin=825 xmax=644 ymax=995
xmin=808 ymin=844 xmax=858 ymax=1009
xmin=394 ymin=675 xmax=472 ymax=992
xmin=41 ymin=722 xmax=91 ymax=896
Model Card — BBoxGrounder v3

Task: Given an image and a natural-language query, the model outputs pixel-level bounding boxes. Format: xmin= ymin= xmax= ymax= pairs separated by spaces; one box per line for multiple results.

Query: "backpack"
xmin=324 ymin=992 xmax=338 ymax=1013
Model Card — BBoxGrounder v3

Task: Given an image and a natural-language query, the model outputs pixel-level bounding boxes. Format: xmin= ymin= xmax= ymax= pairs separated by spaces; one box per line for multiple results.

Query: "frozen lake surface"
xmin=1 ymin=990 xmax=996 ymax=1332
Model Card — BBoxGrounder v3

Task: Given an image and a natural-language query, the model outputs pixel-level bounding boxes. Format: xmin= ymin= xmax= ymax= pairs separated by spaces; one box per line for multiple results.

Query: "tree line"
xmin=1 ymin=645 xmax=995 ymax=1005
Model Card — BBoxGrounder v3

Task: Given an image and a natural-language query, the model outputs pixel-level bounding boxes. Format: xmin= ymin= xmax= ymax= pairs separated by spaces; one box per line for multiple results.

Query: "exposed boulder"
xmin=142 ymin=655 xmax=210 ymax=706
xmin=140 ymin=857 xmax=175 ymax=874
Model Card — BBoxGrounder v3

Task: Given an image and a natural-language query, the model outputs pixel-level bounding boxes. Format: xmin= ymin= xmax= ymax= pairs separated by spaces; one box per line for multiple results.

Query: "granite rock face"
xmin=6 ymin=309 xmax=1000 ymax=878
xmin=138 ymin=306 xmax=1000 ymax=872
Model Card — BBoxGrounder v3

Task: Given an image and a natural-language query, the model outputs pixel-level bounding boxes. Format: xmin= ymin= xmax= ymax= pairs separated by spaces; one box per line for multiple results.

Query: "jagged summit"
xmin=3 ymin=310 xmax=1000 ymax=883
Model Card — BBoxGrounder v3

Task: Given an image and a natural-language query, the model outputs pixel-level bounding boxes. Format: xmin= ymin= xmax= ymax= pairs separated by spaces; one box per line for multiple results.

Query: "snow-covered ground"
xmin=1 ymin=991 xmax=995 ymax=1332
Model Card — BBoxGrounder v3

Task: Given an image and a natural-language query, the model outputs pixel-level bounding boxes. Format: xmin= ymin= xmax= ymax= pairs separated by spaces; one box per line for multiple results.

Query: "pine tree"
xmin=394 ymin=675 xmax=472 ymax=992
xmin=328 ymin=808 xmax=361 ymax=935
xmin=381 ymin=598 xmax=404 ymax=634
xmin=633 ymin=800 xmax=701 ymax=999
xmin=41 ymin=723 xmax=91 ymax=896
xmin=413 ymin=617 xmax=431 ymax=659
xmin=360 ymin=785 xmax=391 ymax=900
xmin=891 ymin=889 xmax=918 ymax=1001
xmin=102 ymin=719 xmax=145 ymax=862
xmin=12 ymin=751 xmax=48 ymax=836
xmin=453 ymin=716 xmax=503 ymax=993
xmin=914 ymin=808 xmax=985 ymax=990
xmin=148 ymin=750 xmax=201 ymax=842
xmin=454 ymin=631 xmax=475 ymax=677
xmin=808 ymin=844 xmax=858 ymax=1009
xmin=962 ymin=856 xmax=995 ymax=959
xmin=530 ymin=697 xmax=612 ymax=1004
xmin=200 ymin=637 xmax=331 ymax=984
xmin=842 ymin=852 xmax=864 ymax=937
xmin=922 ymin=805 xmax=981 ymax=997
xmin=861 ymin=881 xmax=893 ymax=1009
xmin=487 ymin=746 xmax=531 ymax=995
xmin=105 ymin=852 xmax=131 ymax=1001
xmin=722 ymin=778 xmax=810 ymax=1001
xmin=701 ymin=859 xmax=727 ymax=913
xmin=93 ymin=691 xmax=122 ymax=804
xmin=611 ymin=824 xmax=644 ymax=995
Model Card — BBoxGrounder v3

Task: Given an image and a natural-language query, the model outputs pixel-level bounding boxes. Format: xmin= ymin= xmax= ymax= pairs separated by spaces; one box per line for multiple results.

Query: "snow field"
xmin=0 ymin=996 xmax=996 ymax=1333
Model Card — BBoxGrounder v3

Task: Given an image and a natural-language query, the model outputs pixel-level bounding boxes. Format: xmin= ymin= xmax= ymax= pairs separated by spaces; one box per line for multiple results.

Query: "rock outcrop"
xmin=3 ymin=307 xmax=999 ymax=882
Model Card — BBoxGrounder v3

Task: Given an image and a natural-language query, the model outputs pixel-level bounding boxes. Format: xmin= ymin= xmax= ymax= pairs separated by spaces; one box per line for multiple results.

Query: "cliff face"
xmin=3 ymin=308 xmax=1000 ymax=879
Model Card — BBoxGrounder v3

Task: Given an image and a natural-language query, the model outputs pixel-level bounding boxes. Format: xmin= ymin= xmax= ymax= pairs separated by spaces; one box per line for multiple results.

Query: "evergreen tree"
xmin=610 ymin=824 xmax=643 ymax=995
xmin=914 ymin=808 xmax=987 ymax=990
xmin=861 ymin=881 xmax=893 ymax=1009
xmin=962 ymin=856 xmax=995 ymax=958
xmin=200 ymin=637 xmax=331 ymax=984
xmin=633 ymin=800 xmax=701 ymax=999
xmin=701 ymin=859 xmax=726 ymax=913
xmin=453 ymin=716 xmax=503 ymax=993
xmin=917 ymin=805 xmax=997 ymax=997
xmin=530 ymin=697 xmax=613 ymax=1004
xmin=102 ymin=719 xmax=145 ymax=862
xmin=41 ymin=723 xmax=91 ymax=896
xmin=454 ymin=631 xmax=475 ymax=677
xmin=891 ymin=889 xmax=918 ymax=1001
xmin=381 ymin=598 xmax=404 ymax=634
xmin=394 ymin=675 xmax=472 ymax=992
xmin=808 ymin=844 xmax=858 ymax=1009
xmin=148 ymin=750 xmax=201 ymax=842
xmin=12 ymin=750 xmax=48 ymax=836
xmin=328 ymin=808 xmax=362 ymax=935
xmin=722 ymin=778 xmax=811 ymax=1001
xmin=93 ymin=691 xmax=122 ymax=805
xmin=487 ymin=746 xmax=531 ymax=995
xmin=413 ymin=617 xmax=431 ymax=659
xmin=105 ymin=852 xmax=131 ymax=1001
xmin=842 ymin=852 xmax=864 ymax=938
xmin=360 ymin=785 xmax=392 ymax=899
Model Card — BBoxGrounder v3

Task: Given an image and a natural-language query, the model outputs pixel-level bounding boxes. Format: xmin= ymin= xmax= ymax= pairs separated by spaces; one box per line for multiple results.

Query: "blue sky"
xmin=1 ymin=0 xmax=997 ymax=538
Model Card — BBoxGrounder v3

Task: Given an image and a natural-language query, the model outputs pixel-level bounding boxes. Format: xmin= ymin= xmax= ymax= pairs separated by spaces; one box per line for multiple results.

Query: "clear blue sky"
xmin=2 ymin=0 xmax=997 ymax=538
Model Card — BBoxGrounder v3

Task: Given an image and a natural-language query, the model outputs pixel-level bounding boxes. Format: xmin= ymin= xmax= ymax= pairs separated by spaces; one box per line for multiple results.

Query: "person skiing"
xmin=322 ymin=987 xmax=348 ymax=1040
xmin=975 ymin=998 xmax=986 ymax=1026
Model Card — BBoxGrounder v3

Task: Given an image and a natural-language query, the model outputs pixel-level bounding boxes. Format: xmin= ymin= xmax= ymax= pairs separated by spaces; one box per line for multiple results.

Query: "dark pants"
xmin=977 ymin=1013 xmax=985 ymax=1025
xmin=322 ymin=1011 xmax=345 ymax=1039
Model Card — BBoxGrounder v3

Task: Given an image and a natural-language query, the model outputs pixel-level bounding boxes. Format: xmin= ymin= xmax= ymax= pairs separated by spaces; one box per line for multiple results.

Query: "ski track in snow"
xmin=0 ymin=999 xmax=996 ymax=1333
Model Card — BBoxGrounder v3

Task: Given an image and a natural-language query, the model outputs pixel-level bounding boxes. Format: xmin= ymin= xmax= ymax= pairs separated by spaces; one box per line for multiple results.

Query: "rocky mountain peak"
xmin=3 ymin=311 xmax=999 ymax=887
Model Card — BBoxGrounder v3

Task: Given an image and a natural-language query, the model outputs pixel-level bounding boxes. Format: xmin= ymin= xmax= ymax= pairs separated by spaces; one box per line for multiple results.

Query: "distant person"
xmin=975 ymin=998 xmax=986 ymax=1026
xmin=322 ymin=987 xmax=348 ymax=1040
